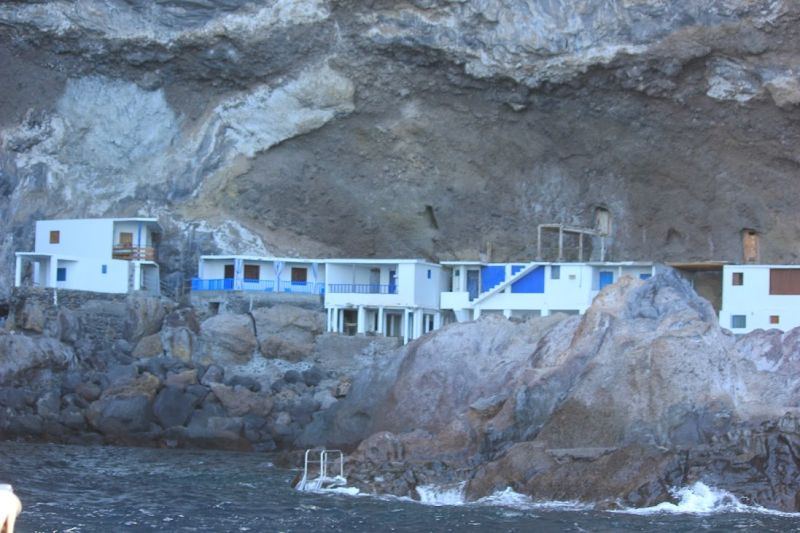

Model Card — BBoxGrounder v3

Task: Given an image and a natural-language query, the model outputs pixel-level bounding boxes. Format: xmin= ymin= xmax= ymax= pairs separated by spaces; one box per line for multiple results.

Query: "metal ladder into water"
xmin=296 ymin=449 xmax=347 ymax=491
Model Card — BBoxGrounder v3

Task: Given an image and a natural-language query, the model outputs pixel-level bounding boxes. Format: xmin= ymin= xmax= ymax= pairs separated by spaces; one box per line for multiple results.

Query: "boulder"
xmin=252 ymin=305 xmax=325 ymax=361
xmin=153 ymin=386 xmax=200 ymax=428
xmin=309 ymin=270 xmax=800 ymax=512
xmin=194 ymin=314 xmax=257 ymax=366
xmin=86 ymin=372 xmax=161 ymax=435
xmin=86 ymin=394 xmax=153 ymax=434
xmin=165 ymin=369 xmax=198 ymax=388
xmin=226 ymin=375 xmax=261 ymax=392
xmin=132 ymin=333 xmax=164 ymax=359
xmin=35 ymin=390 xmax=61 ymax=419
xmin=200 ymin=364 xmax=224 ymax=385
xmin=209 ymin=383 xmax=273 ymax=417
xmin=0 ymin=333 xmax=75 ymax=383
xmin=302 ymin=366 xmax=324 ymax=387
xmin=161 ymin=327 xmax=195 ymax=363
xmin=283 ymin=370 xmax=302 ymax=384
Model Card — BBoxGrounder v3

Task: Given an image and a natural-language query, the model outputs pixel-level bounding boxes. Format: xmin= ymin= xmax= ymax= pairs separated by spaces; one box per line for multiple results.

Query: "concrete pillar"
xmin=48 ymin=258 xmax=58 ymax=288
xmin=433 ymin=311 xmax=441 ymax=330
xmin=503 ymin=309 xmax=512 ymax=318
xmin=402 ymin=310 xmax=410 ymax=345
xmin=357 ymin=306 xmax=366 ymax=334
xmin=326 ymin=308 xmax=333 ymax=332
xmin=542 ymin=308 xmax=550 ymax=317
xmin=378 ymin=307 xmax=385 ymax=335
xmin=14 ymin=255 xmax=21 ymax=287
xmin=459 ymin=266 xmax=467 ymax=291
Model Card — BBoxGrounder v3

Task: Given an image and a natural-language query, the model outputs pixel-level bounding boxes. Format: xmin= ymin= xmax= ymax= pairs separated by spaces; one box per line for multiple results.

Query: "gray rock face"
xmin=153 ymin=386 xmax=199 ymax=428
xmin=2 ymin=3 xmax=800 ymax=292
xmin=194 ymin=314 xmax=257 ymax=366
xmin=0 ymin=332 xmax=75 ymax=383
xmin=312 ymin=270 xmax=800 ymax=511
xmin=252 ymin=305 xmax=325 ymax=361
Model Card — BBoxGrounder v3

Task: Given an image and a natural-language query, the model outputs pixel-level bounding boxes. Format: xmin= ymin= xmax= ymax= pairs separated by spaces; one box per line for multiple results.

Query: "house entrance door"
xmin=467 ymin=269 xmax=480 ymax=300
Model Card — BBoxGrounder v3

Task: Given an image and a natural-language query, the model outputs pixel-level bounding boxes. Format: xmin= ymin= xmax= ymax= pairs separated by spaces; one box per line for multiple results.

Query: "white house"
xmin=324 ymin=259 xmax=447 ymax=343
xmin=719 ymin=264 xmax=800 ymax=333
xmin=15 ymin=218 xmax=161 ymax=294
xmin=192 ymin=255 xmax=325 ymax=294
xmin=440 ymin=260 xmax=655 ymax=322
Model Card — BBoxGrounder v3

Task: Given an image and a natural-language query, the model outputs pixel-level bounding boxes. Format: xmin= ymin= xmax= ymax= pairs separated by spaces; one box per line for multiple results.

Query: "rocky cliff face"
xmin=2 ymin=1 xmax=800 ymax=295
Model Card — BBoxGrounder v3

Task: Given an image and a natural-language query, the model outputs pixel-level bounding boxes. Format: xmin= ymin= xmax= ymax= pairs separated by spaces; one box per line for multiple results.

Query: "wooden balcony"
xmin=112 ymin=245 xmax=157 ymax=261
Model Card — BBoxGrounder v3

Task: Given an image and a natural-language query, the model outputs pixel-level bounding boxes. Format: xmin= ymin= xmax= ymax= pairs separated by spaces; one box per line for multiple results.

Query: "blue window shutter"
xmin=427 ymin=269 xmax=431 ymax=279
xmin=56 ymin=267 xmax=67 ymax=282
xmin=599 ymin=271 xmax=614 ymax=289
xmin=101 ymin=264 xmax=107 ymax=274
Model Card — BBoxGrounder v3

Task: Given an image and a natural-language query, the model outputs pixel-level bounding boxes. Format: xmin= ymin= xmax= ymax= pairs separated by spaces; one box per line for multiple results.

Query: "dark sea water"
xmin=0 ymin=441 xmax=797 ymax=532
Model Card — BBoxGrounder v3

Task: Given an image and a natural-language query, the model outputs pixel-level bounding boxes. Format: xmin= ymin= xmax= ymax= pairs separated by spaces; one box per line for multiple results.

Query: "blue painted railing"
xmin=327 ymin=283 xmax=397 ymax=294
xmin=191 ymin=278 xmax=325 ymax=294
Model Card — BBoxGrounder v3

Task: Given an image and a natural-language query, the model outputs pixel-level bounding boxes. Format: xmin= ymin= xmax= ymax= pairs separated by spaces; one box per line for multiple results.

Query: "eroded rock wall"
xmin=2 ymin=1 xmax=800 ymax=296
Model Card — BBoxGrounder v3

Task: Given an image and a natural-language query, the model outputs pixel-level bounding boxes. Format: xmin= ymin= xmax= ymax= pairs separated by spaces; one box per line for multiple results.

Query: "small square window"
xmin=731 ymin=315 xmax=746 ymax=329
xmin=101 ymin=265 xmax=107 ymax=274
xmin=56 ymin=267 xmax=66 ymax=282
xmin=770 ymin=315 xmax=780 ymax=325
xmin=732 ymin=272 xmax=744 ymax=286
xmin=551 ymin=265 xmax=561 ymax=280
xmin=49 ymin=230 xmax=60 ymax=244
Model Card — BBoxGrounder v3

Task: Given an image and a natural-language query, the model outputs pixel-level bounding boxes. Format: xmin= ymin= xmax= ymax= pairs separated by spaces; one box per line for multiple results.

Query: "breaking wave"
xmin=614 ymin=482 xmax=799 ymax=517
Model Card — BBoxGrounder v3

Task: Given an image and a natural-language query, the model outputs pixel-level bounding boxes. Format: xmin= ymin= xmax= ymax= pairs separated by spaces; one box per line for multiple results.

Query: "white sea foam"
xmin=615 ymin=482 xmax=800 ymax=517
xmin=415 ymin=483 xmax=467 ymax=506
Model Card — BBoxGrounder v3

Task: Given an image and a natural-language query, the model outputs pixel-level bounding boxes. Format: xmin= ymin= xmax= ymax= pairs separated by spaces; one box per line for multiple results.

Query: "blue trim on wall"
xmin=512 ymin=266 xmax=545 ymax=293
xmin=481 ymin=266 xmax=505 ymax=293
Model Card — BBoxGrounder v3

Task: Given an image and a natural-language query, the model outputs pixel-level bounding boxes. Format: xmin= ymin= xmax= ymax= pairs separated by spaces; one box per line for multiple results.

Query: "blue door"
xmin=599 ymin=271 xmax=614 ymax=289
xmin=388 ymin=270 xmax=397 ymax=294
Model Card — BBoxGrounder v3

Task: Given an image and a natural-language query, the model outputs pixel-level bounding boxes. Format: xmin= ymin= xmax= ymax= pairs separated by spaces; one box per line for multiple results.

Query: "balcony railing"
xmin=113 ymin=245 xmax=157 ymax=261
xmin=191 ymin=278 xmax=325 ymax=294
xmin=327 ymin=283 xmax=397 ymax=294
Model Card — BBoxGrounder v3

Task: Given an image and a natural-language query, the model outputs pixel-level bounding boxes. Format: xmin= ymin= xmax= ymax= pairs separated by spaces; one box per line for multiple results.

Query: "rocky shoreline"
xmin=0 ymin=287 xmax=395 ymax=453
xmin=2 ymin=271 xmax=799 ymax=512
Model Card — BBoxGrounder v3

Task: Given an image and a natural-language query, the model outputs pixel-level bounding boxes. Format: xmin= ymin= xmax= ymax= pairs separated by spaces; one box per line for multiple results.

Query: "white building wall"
xmin=54 ymin=257 xmax=130 ymax=293
xmin=36 ymin=219 xmax=114 ymax=259
xmin=412 ymin=264 xmax=443 ymax=309
xmin=719 ymin=265 xmax=800 ymax=333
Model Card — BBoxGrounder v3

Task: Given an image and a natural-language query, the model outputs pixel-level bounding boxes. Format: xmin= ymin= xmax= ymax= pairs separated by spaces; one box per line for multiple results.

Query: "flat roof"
xmin=200 ymin=255 xmax=325 ymax=263
xmin=723 ymin=264 xmax=800 ymax=269
xmin=669 ymin=261 xmax=727 ymax=271
xmin=37 ymin=217 xmax=161 ymax=230
xmin=441 ymin=260 xmax=655 ymax=267
xmin=325 ymin=258 xmax=440 ymax=267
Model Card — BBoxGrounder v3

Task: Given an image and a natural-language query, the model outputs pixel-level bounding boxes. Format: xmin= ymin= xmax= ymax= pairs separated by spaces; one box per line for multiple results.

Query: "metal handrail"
xmin=190 ymin=278 xmax=325 ymax=294
xmin=328 ymin=283 xmax=397 ymax=294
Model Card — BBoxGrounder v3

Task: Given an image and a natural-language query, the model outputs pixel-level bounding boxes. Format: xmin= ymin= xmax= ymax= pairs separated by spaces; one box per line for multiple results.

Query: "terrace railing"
xmin=191 ymin=278 xmax=324 ymax=294
xmin=113 ymin=245 xmax=157 ymax=261
xmin=327 ymin=283 xmax=397 ymax=294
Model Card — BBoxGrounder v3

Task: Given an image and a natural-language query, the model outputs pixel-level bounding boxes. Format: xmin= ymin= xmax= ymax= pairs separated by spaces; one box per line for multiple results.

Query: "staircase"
xmin=471 ymin=262 xmax=541 ymax=306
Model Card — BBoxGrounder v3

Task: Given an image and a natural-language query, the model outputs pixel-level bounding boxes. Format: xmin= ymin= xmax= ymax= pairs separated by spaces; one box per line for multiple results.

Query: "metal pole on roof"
xmin=537 ymin=225 xmax=542 ymax=260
